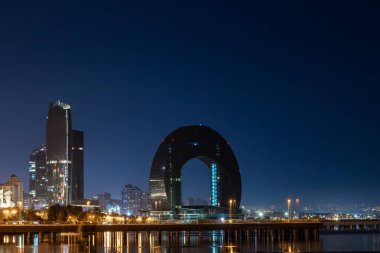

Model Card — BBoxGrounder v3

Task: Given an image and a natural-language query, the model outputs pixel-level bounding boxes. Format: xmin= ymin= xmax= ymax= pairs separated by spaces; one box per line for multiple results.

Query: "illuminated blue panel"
xmin=211 ymin=163 xmax=218 ymax=206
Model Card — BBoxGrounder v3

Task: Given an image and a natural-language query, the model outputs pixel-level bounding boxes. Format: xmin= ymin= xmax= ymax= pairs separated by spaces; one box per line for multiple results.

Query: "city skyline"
xmin=0 ymin=1 xmax=379 ymax=206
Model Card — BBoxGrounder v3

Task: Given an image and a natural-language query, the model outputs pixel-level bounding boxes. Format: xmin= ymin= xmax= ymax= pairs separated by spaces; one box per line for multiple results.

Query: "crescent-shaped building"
xmin=149 ymin=125 xmax=241 ymax=214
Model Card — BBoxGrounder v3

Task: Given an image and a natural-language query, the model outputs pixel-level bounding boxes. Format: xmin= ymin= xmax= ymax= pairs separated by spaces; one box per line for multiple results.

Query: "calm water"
xmin=0 ymin=232 xmax=380 ymax=252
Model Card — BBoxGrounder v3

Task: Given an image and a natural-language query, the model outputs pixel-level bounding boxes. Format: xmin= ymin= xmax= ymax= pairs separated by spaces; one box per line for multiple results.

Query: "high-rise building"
xmin=30 ymin=100 xmax=84 ymax=206
xmin=121 ymin=184 xmax=151 ymax=215
xmin=29 ymin=146 xmax=49 ymax=209
xmin=29 ymin=146 xmax=47 ymax=199
xmin=98 ymin=192 xmax=111 ymax=212
xmin=140 ymin=191 xmax=152 ymax=212
xmin=72 ymin=130 xmax=84 ymax=201
xmin=46 ymin=100 xmax=72 ymax=205
xmin=0 ymin=175 xmax=23 ymax=209
xmin=45 ymin=100 xmax=84 ymax=205
xmin=150 ymin=125 xmax=241 ymax=213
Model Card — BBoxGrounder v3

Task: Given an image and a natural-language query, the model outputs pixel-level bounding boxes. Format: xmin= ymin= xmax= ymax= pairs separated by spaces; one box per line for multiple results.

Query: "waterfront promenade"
xmin=322 ymin=220 xmax=380 ymax=233
xmin=0 ymin=221 xmax=322 ymax=242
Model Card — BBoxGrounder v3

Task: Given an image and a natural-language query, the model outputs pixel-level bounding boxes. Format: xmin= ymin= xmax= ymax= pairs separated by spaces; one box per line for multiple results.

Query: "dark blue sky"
xmin=0 ymin=1 xmax=379 ymax=206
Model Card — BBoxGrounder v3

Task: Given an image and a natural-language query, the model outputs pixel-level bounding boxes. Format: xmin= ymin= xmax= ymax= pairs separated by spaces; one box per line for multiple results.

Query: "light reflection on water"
xmin=0 ymin=232 xmax=379 ymax=252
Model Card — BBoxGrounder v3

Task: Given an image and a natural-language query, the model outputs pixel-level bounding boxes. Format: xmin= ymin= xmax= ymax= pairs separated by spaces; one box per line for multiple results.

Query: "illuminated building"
xmin=121 ymin=184 xmax=151 ymax=215
xmin=0 ymin=175 xmax=23 ymax=209
xmin=72 ymin=130 xmax=84 ymax=201
xmin=0 ymin=189 xmax=13 ymax=208
xmin=28 ymin=145 xmax=48 ymax=209
xmin=149 ymin=125 xmax=241 ymax=214
xmin=46 ymin=100 xmax=72 ymax=204
xmin=98 ymin=192 xmax=111 ymax=212
xmin=29 ymin=146 xmax=47 ymax=200
xmin=98 ymin=192 xmax=122 ymax=213
xmin=45 ymin=100 xmax=84 ymax=205
xmin=107 ymin=199 xmax=122 ymax=214
xmin=140 ymin=191 xmax=152 ymax=213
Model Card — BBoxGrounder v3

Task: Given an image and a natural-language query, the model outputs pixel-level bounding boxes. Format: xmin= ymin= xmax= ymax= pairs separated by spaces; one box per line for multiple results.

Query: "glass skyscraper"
xmin=29 ymin=145 xmax=48 ymax=200
xmin=149 ymin=125 xmax=241 ymax=213
xmin=46 ymin=100 xmax=73 ymax=205
xmin=28 ymin=100 xmax=84 ymax=207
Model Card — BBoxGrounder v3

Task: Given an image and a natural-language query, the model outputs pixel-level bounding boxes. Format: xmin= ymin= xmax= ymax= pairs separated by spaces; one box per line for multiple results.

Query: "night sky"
xmin=0 ymin=1 xmax=379 ymax=206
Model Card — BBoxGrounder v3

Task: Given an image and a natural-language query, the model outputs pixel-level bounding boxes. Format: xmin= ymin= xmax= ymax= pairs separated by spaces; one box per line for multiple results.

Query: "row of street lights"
xmin=287 ymin=198 xmax=300 ymax=221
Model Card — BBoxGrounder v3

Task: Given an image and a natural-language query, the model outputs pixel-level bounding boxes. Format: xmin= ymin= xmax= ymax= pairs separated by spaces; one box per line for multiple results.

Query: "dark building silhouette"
xmin=46 ymin=100 xmax=72 ymax=205
xmin=45 ymin=100 xmax=84 ymax=205
xmin=149 ymin=125 xmax=241 ymax=213
xmin=29 ymin=146 xmax=48 ymax=201
xmin=72 ymin=130 xmax=84 ymax=201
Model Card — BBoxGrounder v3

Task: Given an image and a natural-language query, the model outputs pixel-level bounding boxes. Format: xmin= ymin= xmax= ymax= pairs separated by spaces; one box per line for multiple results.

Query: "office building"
xmin=150 ymin=125 xmax=241 ymax=213
xmin=72 ymin=130 xmax=84 ymax=201
xmin=45 ymin=100 xmax=84 ymax=205
xmin=46 ymin=100 xmax=72 ymax=204
xmin=0 ymin=175 xmax=23 ymax=209
xmin=98 ymin=192 xmax=111 ymax=212
xmin=121 ymin=184 xmax=151 ymax=215
xmin=29 ymin=146 xmax=47 ymax=200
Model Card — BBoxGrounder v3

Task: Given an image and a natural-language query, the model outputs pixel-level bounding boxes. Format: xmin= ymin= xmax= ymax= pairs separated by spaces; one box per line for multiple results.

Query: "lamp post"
xmin=229 ymin=199 xmax=232 ymax=219
xmin=17 ymin=201 xmax=22 ymax=220
xmin=229 ymin=199 xmax=236 ymax=220
xmin=287 ymin=198 xmax=291 ymax=221
xmin=233 ymin=199 xmax=236 ymax=218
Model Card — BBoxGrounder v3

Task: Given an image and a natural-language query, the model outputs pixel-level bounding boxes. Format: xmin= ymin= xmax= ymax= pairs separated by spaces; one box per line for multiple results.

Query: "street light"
xmin=229 ymin=199 xmax=233 ymax=219
xmin=233 ymin=199 xmax=236 ymax=218
xmin=287 ymin=198 xmax=291 ymax=221
xmin=229 ymin=199 xmax=236 ymax=220
xmin=295 ymin=198 xmax=300 ymax=219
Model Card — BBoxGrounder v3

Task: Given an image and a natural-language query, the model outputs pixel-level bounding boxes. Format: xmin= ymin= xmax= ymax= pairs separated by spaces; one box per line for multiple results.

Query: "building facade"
xmin=98 ymin=192 xmax=111 ymax=212
xmin=149 ymin=125 xmax=241 ymax=213
xmin=0 ymin=175 xmax=23 ymax=209
xmin=28 ymin=146 xmax=49 ymax=209
xmin=121 ymin=184 xmax=151 ymax=215
xmin=72 ymin=130 xmax=84 ymax=201
xmin=29 ymin=146 xmax=48 ymax=200
xmin=45 ymin=100 xmax=84 ymax=205
xmin=46 ymin=100 xmax=72 ymax=205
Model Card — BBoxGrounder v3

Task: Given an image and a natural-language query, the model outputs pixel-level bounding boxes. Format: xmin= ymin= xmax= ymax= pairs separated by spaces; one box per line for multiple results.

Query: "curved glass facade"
xmin=149 ymin=125 xmax=241 ymax=213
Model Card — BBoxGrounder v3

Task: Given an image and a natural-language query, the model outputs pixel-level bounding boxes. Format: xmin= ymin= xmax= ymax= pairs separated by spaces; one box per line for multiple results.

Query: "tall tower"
xmin=72 ymin=130 xmax=84 ymax=201
xmin=29 ymin=146 xmax=48 ymax=200
xmin=46 ymin=100 xmax=72 ymax=205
